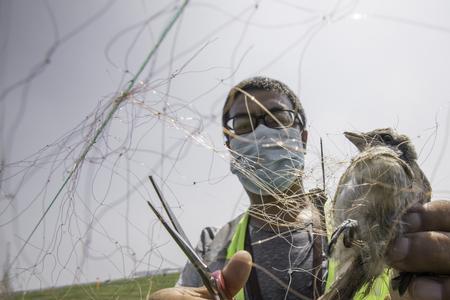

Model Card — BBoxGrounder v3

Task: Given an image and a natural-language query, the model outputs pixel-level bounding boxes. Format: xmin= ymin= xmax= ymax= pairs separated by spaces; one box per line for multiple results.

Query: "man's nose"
xmin=251 ymin=115 xmax=266 ymax=131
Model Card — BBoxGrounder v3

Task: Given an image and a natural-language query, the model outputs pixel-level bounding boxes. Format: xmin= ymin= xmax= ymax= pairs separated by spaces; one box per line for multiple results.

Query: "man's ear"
xmin=301 ymin=130 xmax=308 ymax=150
xmin=223 ymin=133 xmax=230 ymax=148
xmin=223 ymin=126 xmax=232 ymax=148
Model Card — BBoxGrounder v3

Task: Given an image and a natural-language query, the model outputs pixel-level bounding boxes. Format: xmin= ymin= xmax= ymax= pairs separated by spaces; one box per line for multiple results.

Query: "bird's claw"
xmin=343 ymin=221 xmax=357 ymax=248
xmin=391 ymin=272 xmax=414 ymax=296
xmin=327 ymin=219 xmax=359 ymax=256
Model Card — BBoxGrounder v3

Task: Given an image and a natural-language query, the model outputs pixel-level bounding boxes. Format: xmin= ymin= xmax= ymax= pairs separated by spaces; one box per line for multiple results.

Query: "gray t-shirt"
xmin=247 ymin=220 xmax=314 ymax=299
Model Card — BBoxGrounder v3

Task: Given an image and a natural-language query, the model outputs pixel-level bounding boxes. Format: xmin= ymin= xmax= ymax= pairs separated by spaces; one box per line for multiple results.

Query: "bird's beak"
xmin=344 ymin=131 xmax=367 ymax=151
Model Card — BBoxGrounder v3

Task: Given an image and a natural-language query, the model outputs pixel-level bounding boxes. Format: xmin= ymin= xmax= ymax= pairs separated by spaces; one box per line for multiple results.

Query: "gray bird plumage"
xmin=320 ymin=128 xmax=431 ymax=300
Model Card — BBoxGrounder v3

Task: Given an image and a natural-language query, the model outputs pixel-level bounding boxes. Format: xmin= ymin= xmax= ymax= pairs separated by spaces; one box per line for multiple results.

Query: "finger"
xmin=387 ymin=231 xmax=450 ymax=273
xmin=222 ymin=250 xmax=252 ymax=297
xmin=150 ymin=252 xmax=252 ymax=300
xmin=408 ymin=276 xmax=450 ymax=300
xmin=404 ymin=200 xmax=450 ymax=233
xmin=148 ymin=286 xmax=207 ymax=300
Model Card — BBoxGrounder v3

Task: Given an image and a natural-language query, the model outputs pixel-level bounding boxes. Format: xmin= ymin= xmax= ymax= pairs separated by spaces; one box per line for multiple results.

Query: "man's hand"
xmin=148 ymin=250 xmax=252 ymax=300
xmin=387 ymin=200 xmax=450 ymax=300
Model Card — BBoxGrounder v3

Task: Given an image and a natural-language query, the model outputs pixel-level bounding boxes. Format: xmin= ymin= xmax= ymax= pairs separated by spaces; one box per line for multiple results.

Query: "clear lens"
xmin=265 ymin=110 xmax=295 ymax=128
xmin=231 ymin=115 xmax=255 ymax=135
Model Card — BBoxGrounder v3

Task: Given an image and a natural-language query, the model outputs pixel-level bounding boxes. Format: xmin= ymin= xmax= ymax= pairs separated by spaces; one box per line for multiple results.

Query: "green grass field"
xmin=10 ymin=273 xmax=179 ymax=300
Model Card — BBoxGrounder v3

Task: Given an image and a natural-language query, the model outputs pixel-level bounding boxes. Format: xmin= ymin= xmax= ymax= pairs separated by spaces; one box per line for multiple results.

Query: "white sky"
xmin=1 ymin=0 xmax=450 ymax=291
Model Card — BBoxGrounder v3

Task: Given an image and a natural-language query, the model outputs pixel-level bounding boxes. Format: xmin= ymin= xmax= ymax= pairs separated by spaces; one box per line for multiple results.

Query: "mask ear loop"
xmin=301 ymin=129 xmax=308 ymax=150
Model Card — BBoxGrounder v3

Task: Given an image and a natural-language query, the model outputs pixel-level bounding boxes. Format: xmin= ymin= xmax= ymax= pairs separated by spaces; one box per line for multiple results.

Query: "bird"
xmin=320 ymin=128 xmax=431 ymax=300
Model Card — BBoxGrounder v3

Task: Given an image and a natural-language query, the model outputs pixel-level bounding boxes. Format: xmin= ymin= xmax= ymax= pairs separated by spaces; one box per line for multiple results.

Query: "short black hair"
xmin=222 ymin=76 xmax=306 ymax=130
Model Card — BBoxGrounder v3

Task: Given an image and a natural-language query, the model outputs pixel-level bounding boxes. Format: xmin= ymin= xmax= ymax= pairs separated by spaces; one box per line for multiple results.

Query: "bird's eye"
xmin=382 ymin=134 xmax=393 ymax=143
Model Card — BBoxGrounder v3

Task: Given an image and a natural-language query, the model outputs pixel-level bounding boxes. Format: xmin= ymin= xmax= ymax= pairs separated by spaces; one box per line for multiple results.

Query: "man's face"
xmin=225 ymin=88 xmax=307 ymax=198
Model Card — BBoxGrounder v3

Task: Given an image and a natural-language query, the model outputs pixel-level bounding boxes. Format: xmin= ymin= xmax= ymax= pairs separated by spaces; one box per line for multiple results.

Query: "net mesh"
xmin=0 ymin=0 xmax=449 ymax=298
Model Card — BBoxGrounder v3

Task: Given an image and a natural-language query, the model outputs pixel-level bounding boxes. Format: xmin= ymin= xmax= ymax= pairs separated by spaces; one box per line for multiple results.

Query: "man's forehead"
xmin=228 ymin=90 xmax=292 ymax=115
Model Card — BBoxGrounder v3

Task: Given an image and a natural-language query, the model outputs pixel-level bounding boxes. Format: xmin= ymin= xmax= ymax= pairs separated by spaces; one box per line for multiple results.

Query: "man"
xmin=150 ymin=77 xmax=450 ymax=299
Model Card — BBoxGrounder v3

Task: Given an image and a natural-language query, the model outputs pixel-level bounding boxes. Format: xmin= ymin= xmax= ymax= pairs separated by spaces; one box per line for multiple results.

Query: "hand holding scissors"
xmin=146 ymin=176 xmax=250 ymax=300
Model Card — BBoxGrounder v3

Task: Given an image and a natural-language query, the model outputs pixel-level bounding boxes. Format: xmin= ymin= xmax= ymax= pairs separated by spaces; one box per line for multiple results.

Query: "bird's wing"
xmin=333 ymin=146 xmax=414 ymax=222
xmin=332 ymin=147 xmax=416 ymax=265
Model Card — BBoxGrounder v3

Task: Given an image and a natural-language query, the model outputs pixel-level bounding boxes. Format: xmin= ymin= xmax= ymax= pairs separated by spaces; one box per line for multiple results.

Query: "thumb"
xmin=221 ymin=250 xmax=252 ymax=297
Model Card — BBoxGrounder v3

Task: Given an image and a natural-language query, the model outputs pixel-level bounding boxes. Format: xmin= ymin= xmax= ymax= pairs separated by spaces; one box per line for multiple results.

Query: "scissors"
xmin=146 ymin=176 xmax=229 ymax=300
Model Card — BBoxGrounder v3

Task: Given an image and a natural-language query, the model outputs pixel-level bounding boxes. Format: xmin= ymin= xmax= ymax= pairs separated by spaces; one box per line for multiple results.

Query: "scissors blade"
xmin=148 ymin=176 xmax=192 ymax=248
xmin=146 ymin=201 xmax=222 ymax=299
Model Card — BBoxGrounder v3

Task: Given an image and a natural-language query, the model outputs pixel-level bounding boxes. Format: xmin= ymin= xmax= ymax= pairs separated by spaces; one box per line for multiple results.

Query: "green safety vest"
xmin=226 ymin=213 xmax=390 ymax=300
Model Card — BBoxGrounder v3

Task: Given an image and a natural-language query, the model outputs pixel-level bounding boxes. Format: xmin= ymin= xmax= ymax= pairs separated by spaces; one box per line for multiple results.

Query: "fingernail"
xmin=387 ymin=237 xmax=409 ymax=263
xmin=402 ymin=213 xmax=421 ymax=232
xmin=412 ymin=278 xmax=442 ymax=300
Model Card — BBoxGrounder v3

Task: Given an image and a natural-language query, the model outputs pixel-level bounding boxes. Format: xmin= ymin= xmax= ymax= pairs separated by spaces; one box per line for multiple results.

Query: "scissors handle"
xmin=211 ymin=270 xmax=231 ymax=300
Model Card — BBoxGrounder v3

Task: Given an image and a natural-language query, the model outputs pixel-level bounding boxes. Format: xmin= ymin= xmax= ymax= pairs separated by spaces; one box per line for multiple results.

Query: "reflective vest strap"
xmin=226 ymin=213 xmax=249 ymax=300
xmin=326 ymin=259 xmax=391 ymax=299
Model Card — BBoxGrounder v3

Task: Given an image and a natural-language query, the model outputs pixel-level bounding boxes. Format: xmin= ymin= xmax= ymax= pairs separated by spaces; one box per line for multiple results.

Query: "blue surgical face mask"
xmin=229 ymin=125 xmax=305 ymax=196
